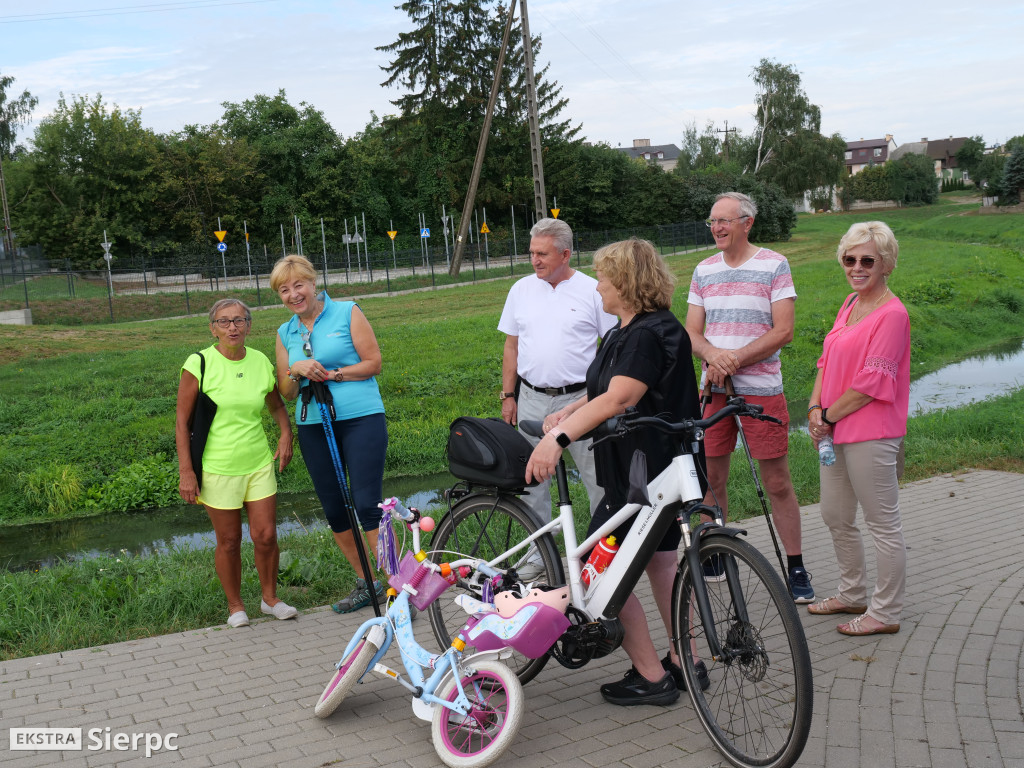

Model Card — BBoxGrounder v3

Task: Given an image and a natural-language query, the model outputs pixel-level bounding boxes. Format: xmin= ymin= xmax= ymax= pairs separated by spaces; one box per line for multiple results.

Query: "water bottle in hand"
xmin=818 ymin=435 xmax=836 ymax=466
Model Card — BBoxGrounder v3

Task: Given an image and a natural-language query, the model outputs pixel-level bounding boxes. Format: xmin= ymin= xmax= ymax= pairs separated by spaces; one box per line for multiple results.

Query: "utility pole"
xmin=450 ymin=1 xmax=518 ymax=276
xmin=521 ymin=0 xmax=546 ymax=221
xmin=716 ymin=120 xmax=738 ymax=164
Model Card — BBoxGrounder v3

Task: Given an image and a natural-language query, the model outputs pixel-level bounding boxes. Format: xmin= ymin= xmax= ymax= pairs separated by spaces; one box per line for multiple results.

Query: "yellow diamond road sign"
xmin=214 ymin=230 xmax=227 ymax=242
xmin=550 ymin=208 xmax=560 ymax=219
xmin=480 ymin=222 xmax=490 ymax=234
xmin=387 ymin=230 xmax=397 ymax=241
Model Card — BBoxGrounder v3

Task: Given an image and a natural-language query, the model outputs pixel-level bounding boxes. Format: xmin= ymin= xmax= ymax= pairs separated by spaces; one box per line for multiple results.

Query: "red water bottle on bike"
xmin=582 ymin=536 xmax=619 ymax=586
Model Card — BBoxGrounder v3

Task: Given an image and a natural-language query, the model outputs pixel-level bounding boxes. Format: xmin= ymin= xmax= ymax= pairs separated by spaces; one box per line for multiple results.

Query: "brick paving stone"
xmin=3 ymin=470 xmax=1023 ymax=768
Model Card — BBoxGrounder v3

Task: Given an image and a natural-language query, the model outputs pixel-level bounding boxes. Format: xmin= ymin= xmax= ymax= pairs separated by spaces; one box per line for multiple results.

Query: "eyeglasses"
xmin=705 ymin=216 xmax=749 ymax=228
xmin=213 ymin=317 xmax=248 ymax=328
xmin=300 ymin=328 xmax=313 ymax=358
xmin=842 ymin=256 xmax=876 ymax=269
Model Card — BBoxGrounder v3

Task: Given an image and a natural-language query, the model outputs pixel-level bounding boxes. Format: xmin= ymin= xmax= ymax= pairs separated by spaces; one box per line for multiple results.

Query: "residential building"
xmin=615 ymin=139 xmax=681 ymax=172
xmin=891 ymin=137 xmax=969 ymax=179
xmin=845 ymin=135 xmax=897 ymax=175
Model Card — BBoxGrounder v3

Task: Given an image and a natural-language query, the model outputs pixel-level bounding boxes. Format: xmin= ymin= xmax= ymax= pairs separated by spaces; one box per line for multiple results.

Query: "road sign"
xmin=214 ymin=230 xmax=227 ymax=242
xmin=387 ymin=230 xmax=397 ymax=241
xmin=480 ymin=222 xmax=490 ymax=234
xmin=421 ymin=228 xmax=430 ymax=238
xmin=550 ymin=208 xmax=560 ymax=219
xmin=101 ymin=241 xmax=112 ymax=255
xmin=217 ymin=243 xmax=227 ymax=252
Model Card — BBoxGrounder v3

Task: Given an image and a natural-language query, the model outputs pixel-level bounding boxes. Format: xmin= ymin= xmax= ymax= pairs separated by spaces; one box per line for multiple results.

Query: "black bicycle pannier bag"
xmin=446 ymin=417 xmax=538 ymax=490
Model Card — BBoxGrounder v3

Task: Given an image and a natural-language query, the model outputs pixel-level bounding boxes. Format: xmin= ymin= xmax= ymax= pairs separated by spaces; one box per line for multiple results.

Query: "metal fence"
xmin=0 ymin=220 xmax=714 ymax=325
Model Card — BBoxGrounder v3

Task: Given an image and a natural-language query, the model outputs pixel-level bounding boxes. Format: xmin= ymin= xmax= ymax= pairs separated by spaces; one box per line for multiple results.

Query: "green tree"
xmin=975 ymin=153 xmax=1006 ymax=192
xmin=218 ymin=90 xmax=348 ymax=242
xmin=955 ymin=135 xmax=985 ymax=182
xmin=887 ymin=153 xmax=938 ymax=205
xmin=14 ymin=94 xmax=161 ymax=266
xmin=1 ymin=71 xmax=38 ymax=256
xmin=155 ymin=124 xmax=263 ymax=244
xmin=999 ymin=145 xmax=1024 ymax=204
xmin=748 ymin=59 xmax=844 ymax=198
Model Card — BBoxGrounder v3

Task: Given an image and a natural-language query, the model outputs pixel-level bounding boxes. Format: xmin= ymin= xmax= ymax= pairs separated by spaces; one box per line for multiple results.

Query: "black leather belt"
xmin=520 ymin=378 xmax=586 ymax=397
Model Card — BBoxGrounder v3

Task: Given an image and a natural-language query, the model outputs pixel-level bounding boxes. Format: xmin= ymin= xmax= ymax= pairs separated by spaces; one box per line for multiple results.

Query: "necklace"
xmin=846 ymin=288 xmax=891 ymax=327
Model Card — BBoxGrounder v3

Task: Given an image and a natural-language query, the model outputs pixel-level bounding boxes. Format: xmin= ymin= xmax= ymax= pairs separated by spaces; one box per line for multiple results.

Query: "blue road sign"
xmin=217 ymin=243 xmax=227 ymax=252
xmin=420 ymin=228 xmax=430 ymax=238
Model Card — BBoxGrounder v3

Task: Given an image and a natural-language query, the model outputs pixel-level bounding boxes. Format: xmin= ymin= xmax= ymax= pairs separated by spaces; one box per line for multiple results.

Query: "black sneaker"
xmin=702 ymin=553 xmax=726 ymax=583
xmin=661 ymin=655 xmax=710 ymax=692
xmin=599 ymin=667 xmax=680 ymax=706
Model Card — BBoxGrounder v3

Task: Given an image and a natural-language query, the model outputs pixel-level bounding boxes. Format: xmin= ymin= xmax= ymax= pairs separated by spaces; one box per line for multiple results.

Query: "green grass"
xmin=1 ymin=204 xmax=1022 ymax=525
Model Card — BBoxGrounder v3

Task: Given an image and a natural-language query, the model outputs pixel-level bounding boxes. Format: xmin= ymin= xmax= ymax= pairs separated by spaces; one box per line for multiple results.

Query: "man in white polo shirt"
xmin=499 ymin=218 xmax=616 ymax=549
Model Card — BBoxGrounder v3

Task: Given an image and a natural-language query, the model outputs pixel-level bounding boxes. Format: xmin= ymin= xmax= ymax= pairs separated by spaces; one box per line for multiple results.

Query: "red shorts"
xmin=702 ymin=392 xmax=790 ymax=459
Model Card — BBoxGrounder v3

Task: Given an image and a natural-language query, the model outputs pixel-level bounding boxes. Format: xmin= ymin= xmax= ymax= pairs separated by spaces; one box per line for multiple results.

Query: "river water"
xmin=3 ymin=340 xmax=1022 ymax=572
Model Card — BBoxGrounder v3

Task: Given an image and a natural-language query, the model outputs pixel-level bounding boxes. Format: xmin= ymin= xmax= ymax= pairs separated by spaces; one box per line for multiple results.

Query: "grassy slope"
xmin=0 ymin=199 xmax=1022 ymax=525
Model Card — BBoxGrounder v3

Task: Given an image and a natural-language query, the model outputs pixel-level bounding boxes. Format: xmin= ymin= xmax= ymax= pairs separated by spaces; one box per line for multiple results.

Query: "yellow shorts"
xmin=198 ymin=462 xmax=276 ymax=510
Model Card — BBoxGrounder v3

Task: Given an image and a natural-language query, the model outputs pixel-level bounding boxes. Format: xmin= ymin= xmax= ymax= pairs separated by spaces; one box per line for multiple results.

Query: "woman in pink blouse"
xmin=806 ymin=221 xmax=910 ymax=636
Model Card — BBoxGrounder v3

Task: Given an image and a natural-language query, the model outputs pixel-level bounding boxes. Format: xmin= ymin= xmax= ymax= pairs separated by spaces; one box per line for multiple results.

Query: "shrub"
xmin=19 ymin=463 xmax=87 ymax=517
xmin=90 ymin=453 xmax=179 ymax=512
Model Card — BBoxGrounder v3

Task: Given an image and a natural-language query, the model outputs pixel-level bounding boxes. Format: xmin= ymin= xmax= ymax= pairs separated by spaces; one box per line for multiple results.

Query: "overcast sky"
xmin=3 ymin=0 xmax=1023 ymax=152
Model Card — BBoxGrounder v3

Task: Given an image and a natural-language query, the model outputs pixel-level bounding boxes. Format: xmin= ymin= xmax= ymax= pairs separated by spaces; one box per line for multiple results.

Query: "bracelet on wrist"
xmin=821 ymin=408 xmax=836 ymax=426
xmin=807 ymin=405 xmax=822 ymax=415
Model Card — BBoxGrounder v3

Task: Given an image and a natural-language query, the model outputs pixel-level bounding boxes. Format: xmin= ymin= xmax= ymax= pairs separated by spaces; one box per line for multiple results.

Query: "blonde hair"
xmin=593 ymin=238 xmax=675 ymax=313
xmin=270 ymin=254 xmax=318 ymax=293
xmin=836 ymin=221 xmax=899 ymax=275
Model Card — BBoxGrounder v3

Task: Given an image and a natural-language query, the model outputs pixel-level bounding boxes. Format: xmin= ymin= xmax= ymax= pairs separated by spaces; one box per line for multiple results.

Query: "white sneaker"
xmin=227 ymin=610 xmax=250 ymax=628
xmin=261 ymin=600 xmax=298 ymax=620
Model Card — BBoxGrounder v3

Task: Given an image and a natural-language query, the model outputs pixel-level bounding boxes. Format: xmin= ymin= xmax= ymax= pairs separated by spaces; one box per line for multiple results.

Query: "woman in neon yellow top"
xmin=175 ymin=299 xmax=295 ymax=628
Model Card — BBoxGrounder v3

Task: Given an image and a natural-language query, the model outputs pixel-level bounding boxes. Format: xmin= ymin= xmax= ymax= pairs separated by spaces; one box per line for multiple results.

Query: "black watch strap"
xmin=554 ymin=430 xmax=571 ymax=448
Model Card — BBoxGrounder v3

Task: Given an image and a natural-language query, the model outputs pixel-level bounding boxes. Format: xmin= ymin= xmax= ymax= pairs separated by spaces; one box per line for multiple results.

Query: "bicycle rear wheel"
xmin=673 ymin=535 xmax=813 ymax=768
xmin=426 ymin=493 xmax=564 ymax=685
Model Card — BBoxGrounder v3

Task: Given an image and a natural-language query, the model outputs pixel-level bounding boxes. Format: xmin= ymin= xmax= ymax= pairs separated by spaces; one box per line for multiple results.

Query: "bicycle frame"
xmin=469 ymin=438 xmax=747 ymax=662
xmin=338 ymin=592 xmax=510 ymax=722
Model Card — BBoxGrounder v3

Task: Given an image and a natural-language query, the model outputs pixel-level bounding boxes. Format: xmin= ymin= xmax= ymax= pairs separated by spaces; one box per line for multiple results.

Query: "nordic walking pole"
xmin=304 ymin=381 xmax=382 ymax=617
xmin=722 ymin=376 xmax=789 ymax=583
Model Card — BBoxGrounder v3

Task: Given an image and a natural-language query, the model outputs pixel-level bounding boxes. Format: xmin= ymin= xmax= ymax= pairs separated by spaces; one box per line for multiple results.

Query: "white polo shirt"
xmin=498 ymin=270 xmax=617 ymax=388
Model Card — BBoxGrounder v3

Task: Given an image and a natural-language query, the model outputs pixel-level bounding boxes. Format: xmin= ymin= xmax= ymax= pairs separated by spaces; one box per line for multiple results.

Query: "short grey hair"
xmin=837 ymin=221 xmax=899 ymax=275
xmin=530 ymin=217 xmax=573 ymax=254
xmin=715 ymin=192 xmax=758 ymax=219
xmin=208 ymin=298 xmax=252 ymax=324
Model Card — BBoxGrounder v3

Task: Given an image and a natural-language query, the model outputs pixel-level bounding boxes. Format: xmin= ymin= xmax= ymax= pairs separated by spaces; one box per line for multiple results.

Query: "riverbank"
xmin=1 ymin=198 xmax=1023 ymax=526
xmin=2 ymin=387 xmax=1021 ymax=661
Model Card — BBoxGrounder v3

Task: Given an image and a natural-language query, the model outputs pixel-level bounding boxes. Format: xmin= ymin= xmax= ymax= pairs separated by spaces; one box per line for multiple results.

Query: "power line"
xmin=0 ymin=0 xmax=281 ymax=24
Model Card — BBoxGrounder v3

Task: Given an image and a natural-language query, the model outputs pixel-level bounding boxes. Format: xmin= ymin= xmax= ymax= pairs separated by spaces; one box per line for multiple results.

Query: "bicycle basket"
xmin=387 ymin=551 xmax=451 ymax=611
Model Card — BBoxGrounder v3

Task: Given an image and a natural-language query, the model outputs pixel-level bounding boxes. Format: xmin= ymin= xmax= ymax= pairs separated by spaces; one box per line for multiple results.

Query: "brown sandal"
xmin=837 ymin=614 xmax=900 ymax=636
xmin=807 ymin=596 xmax=867 ymax=615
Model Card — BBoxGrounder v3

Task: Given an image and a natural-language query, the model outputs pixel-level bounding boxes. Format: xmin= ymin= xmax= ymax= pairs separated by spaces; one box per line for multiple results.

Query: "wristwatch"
xmin=550 ymin=428 xmax=572 ymax=448
xmin=334 ymin=370 xmax=345 ymax=383
xmin=499 ymin=391 xmax=516 ymax=400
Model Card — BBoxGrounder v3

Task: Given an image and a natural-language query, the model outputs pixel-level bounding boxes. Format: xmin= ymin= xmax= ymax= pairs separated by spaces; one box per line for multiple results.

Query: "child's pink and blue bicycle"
xmin=314 ymin=498 xmax=569 ymax=768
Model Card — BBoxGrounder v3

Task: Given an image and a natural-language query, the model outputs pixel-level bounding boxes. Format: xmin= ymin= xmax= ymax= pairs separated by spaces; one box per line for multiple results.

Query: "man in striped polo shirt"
xmin=685 ymin=192 xmax=813 ymax=603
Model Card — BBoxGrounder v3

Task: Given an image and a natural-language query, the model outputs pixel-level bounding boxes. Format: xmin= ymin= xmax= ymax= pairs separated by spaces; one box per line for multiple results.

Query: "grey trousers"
xmin=819 ymin=437 xmax=906 ymax=625
xmin=516 ymin=383 xmax=602 ymax=524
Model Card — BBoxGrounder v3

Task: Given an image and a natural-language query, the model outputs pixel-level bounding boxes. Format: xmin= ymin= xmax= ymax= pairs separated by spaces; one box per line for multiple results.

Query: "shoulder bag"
xmin=189 ymin=352 xmax=218 ymax=490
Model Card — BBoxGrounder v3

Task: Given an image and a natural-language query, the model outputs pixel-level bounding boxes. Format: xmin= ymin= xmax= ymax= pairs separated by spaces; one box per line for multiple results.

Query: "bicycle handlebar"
xmin=596 ymin=396 xmax=782 ymax=444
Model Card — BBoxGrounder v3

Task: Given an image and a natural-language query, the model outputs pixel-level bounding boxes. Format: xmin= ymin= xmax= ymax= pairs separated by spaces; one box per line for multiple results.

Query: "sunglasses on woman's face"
xmin=842 ymin=256 xmax=876 ymax=268
xmin=300 ymin=329 xmax=312 ymax=357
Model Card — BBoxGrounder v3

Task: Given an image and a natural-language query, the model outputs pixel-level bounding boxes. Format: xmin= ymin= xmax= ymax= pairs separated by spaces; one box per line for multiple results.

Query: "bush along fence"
xmin=0 ymin=220 xmax=714 ymax=325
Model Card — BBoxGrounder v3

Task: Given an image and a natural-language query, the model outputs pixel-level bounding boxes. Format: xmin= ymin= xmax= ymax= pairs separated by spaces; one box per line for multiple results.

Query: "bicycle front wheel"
xmin=673 ymin=535 xmax=813 ymax=768
xmin=314 ymin=627 xmax=380 ymax=718
xmin=431 ymin=659 xmax=524 ymax=768
xmin=426 ymin=493 xmax=564 ymax=685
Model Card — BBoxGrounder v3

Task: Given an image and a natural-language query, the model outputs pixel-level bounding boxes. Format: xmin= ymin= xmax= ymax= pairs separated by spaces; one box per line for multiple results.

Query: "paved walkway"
xmin=2 ymin=470 xmax=1023 ymax=768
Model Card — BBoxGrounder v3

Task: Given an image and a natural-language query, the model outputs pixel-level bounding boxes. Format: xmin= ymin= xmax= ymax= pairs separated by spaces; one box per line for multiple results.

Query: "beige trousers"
xmin=819 ymin=437 xmax=906 ymax=625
